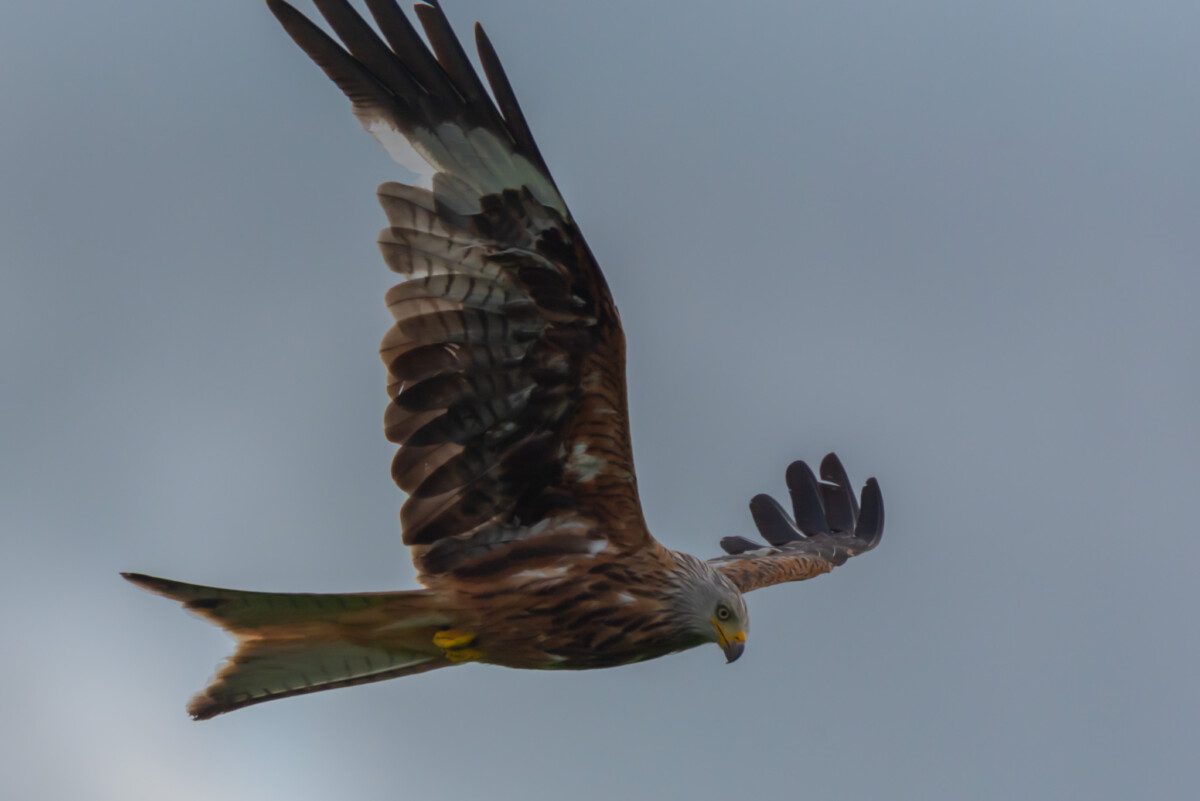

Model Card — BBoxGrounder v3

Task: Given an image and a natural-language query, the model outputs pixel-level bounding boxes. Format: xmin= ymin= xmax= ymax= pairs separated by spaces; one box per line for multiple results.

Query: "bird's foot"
xmin=443 ymin=647 xmax=484 ymax=663
xmin=433 ymin=629 xmax=477 ymax=650
xmin=433 ymin=628 xmax=479 ymax=660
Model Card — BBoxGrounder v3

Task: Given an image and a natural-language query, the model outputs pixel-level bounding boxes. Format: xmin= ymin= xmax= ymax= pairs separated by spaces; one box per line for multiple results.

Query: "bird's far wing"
xmin=268 ymin=0 xmax=656 ymax=582
xmin=709 ymin=454 xmax=884 ymax=593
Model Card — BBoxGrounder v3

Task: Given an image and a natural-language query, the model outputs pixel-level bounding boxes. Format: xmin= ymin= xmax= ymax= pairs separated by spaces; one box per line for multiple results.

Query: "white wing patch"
xmin=359 ymin=111 xmax=566 ymax=216
xmin=510 ymin=565 xmax=571 ymax=581
xmin=364 ymin=117 xmax=436 ymax=189
xmin=567 ymin=442 xmax=606 ymax=483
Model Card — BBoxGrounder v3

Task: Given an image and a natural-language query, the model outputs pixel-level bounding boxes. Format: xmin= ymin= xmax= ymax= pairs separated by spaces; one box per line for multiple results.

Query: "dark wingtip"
xmin=814 ymin=452 xmax=856 ymax=532
xmin=749 ymin=493 xmax=804 ymax=545
xmin=720 ymin=535 xmax=764 ymax=555
xmin=816 ymin=450 xmax=844 ymax=474
xmin=856 ymin=477 xmax=884 ymax=548
xmin=722 ymin=457 xmax=884 ymax=580
xmin=784 ymin=460 xmax=830 ymax=536
xmin=265 ymin=0 xmax=297 ymax=25
xmin=820 ymin=452 xmax=860 ymax=519
xmin=819 ymin=453 xmax=847 ymax=485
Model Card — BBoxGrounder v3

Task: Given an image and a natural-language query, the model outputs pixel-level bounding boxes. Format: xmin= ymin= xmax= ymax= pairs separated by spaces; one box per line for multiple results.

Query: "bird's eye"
xmin=715 ymin=604 xmax=732 ymax=621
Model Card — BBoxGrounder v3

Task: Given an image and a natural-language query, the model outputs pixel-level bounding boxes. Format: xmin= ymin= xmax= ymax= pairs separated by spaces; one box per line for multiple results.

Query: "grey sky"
xmin=2 ymin=1 xmax=1197 ymax=799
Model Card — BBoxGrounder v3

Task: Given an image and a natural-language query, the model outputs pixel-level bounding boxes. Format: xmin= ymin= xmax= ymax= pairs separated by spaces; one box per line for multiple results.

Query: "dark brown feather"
xmin=363 ymin=0 xmax=459 ymax=99
xmin=413 ymin=3 xmax=494 ymax=108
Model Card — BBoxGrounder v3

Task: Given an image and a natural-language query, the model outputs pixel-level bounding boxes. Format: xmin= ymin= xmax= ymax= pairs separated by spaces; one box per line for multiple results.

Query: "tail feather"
xmin=122 ymin=572 xmax=453 ymax=719
xmin=186 ymin=640 xmax=449 ymax=720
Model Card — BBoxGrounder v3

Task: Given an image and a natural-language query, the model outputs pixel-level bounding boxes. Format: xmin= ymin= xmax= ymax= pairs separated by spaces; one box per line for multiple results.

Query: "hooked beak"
xmin=712 ymin=620 xmax=747 ymax=663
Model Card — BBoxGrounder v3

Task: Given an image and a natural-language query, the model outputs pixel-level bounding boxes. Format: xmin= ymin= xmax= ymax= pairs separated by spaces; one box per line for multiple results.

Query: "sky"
xmin=2 ymin=1 xmax=1198 ymax=799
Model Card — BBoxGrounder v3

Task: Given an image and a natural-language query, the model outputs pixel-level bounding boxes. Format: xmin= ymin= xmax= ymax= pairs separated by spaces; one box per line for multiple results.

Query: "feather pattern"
xmin=267 ymin=0 xmax=651 ymax=583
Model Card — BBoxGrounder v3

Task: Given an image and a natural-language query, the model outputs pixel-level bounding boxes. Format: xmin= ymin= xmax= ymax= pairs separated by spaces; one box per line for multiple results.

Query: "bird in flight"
xmin=124 ymin=0 xmax=885 ymax=720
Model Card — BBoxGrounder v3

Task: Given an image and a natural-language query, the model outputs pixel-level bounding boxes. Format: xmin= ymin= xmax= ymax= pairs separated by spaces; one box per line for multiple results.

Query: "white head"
xmin=667 ymin=553 xmax=750 ymax=662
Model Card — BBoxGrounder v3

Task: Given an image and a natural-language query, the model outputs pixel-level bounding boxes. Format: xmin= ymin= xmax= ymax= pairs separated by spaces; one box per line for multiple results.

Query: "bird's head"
xmin=669 ymin=553 xmax=749 ymax=662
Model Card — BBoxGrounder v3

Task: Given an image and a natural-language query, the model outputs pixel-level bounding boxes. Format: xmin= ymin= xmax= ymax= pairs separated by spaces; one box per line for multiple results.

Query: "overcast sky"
xmin=3 ymin=1 xmax=1198 ymax=799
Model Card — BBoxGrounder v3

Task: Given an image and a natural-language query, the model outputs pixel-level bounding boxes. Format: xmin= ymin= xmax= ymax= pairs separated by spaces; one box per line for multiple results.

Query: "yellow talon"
xmin=433 ymin=629 xmax=477 ymax=650
xmin=444 ymin=648 xmax=483 ymax=664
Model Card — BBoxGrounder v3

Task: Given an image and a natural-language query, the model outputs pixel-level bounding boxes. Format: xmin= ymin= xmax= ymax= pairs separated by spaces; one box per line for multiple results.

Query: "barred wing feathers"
xmin=269 ymin=0 xmax=652 ymax=580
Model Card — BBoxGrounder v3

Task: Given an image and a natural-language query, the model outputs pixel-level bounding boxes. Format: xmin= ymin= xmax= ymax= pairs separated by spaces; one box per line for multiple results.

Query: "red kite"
xmin=125 ymin=0 xmax=884 ymax=720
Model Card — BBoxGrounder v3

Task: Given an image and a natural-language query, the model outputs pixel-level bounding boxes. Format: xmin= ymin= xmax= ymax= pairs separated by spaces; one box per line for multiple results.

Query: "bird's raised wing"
xmin=269 ymin=0 xmax=655 ymax=581
xmin=710 ymin=454 xmax=884 ymax=593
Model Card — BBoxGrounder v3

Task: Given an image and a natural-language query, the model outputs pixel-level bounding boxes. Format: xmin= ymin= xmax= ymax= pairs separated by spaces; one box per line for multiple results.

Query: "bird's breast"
xmin=448 ymin=567 xmax=693 ymax=670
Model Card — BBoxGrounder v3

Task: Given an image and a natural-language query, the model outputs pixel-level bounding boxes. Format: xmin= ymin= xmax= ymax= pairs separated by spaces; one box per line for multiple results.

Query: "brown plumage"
xmin=123 ymin=0 xmax=885 ymax=720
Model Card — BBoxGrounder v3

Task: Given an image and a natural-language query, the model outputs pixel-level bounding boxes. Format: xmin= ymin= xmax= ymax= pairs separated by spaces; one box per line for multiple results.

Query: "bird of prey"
xmin=124 ymin=0 xmax=885 ymax=721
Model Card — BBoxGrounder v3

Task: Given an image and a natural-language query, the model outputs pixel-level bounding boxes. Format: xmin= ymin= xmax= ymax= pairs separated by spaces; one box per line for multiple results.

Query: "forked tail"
xmin=123 ymin=572 xmax=453 ymax=720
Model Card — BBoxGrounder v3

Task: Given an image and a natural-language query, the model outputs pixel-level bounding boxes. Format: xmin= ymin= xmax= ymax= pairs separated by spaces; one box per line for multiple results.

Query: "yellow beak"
xmin=712 ymin=620 xmax=747 ymax=663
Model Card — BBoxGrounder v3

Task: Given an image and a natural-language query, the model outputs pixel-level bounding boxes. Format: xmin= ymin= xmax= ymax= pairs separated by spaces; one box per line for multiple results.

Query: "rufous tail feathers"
xmin=122 ymin=572 xmax=452 ymax=720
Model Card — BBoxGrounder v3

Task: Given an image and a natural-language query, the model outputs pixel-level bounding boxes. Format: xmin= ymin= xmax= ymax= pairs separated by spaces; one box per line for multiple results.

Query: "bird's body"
xmin=125 ymin=0 xmax=885 ymax=720
xmin=427 ymin=547 xmax=720 ymax=670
